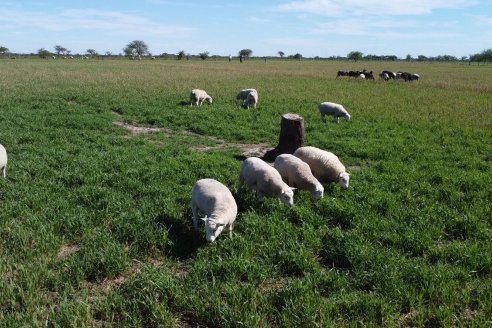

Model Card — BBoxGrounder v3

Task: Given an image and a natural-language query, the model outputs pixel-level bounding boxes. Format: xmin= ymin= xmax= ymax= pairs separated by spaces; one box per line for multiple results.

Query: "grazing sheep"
xmin=336 ymin=70 xmax=349 ymax=78
xmin=238 ymin=157 xmax=294 ymax=206
xmin=190 ymin=89 xmax=213 ymax=107
xmin=191 ymin=178 xmax=238 ymax=243
xmin=318 ymin=102 xmax=351 ymax=123
xmin=236 ymin=89 xmax=258 ymax=109
xmin=0 ymin=144 xmax=7 ymax=178
xmin=358 ymin=73 xmax=365 ymax=79
xmin=274 ymin=154 xmax=323 ymax=200
xmin=293 ymin=146 xmax=350 ymax=189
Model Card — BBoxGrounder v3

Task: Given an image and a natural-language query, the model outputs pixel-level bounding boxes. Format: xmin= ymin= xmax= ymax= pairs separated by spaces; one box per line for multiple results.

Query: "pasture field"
xmin=0 ymin=58 xmax=491 ymax=327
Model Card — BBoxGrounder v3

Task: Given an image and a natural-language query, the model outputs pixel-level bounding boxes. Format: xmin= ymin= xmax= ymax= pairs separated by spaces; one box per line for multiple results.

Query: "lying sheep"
xmin=190 ymin=89 xmax=213 ymax=107
xmin=274 ymin=154 xmax=324 ymax=200
xmin=236 ymin=88 xmax=258 ymax=109
xmin=0 ymin=144 xmax=6 ymax=178
xmin=293 ymin=146 xmax=350 ymax=189
xmin=191 ymin=178 xmax=238 ymax=243
xmin=319 ymin=102 xmax=351 ymax=123
xmin=238 ymin=157 xmax=294 ymax=206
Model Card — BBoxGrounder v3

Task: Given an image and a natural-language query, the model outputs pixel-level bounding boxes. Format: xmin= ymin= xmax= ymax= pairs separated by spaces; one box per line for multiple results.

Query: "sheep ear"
xmin=200 ymin=217 xmax=208 ymax=222
xmin=291 ymin=187 xmax=297 ymax=191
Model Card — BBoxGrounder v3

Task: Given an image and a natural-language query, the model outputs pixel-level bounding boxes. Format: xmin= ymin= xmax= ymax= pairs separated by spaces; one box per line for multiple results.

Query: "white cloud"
xmin=276 ymin=0 xmax=477 ymax=16
xmin=0 ymin=8 xmax=193 ymax=36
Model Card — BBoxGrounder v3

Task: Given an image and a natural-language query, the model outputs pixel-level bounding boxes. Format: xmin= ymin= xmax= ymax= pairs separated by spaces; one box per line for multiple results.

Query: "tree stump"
xmin=261 ymin=113 xmax=305 ymax=162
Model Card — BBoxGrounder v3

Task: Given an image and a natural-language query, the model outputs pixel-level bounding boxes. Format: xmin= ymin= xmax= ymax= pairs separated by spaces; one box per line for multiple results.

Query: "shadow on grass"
xmin=154 ymin=213 xmax=206 ymax=260
xmin=177 ymin=101 xmax=190 ymax=107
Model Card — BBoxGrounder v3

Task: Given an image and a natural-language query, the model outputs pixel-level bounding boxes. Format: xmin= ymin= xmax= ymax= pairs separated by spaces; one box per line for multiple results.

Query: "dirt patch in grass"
xmin=56 ymin=245 xmax=81 ymax=260
xmin=113 ymin=116 xmax=271 ymax=157
xmin=113 ymin=121 xmax=172 ymax=135
xmin=397 ymin=309 xmax=419 ymax=327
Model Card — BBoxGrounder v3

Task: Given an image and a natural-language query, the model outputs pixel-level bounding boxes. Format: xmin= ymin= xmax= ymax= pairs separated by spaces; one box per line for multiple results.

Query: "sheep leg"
xmin=256 ymin=190 xmax=265 ymax=202
xmin=2 ymin=165 xmax=5 ymax=178
xmin=228 ymin=223 xmax=233 ymax=238
xmin=237 ymin=174 xmax=244 ymax=193
xmin=333 ymin=116 xmax=339 ymax=123
xmin=191 ymin=202 xmax=199 ymax=230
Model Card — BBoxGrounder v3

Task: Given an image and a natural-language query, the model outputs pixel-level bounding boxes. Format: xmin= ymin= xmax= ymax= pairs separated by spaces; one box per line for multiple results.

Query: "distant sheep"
xmin=236 ymin=89 xmax=258 ymax=109
xmin=238 ymin=157 xmax=294 ymax=206
xmin=274 ymin=154 xmax=323 ymax=200
xmin=0 ymin=144 xmax=7 ymax=178
xmin=293 ymin=146 xmax=350 ymax=189
xmin=318 ymin=102 xmax=351 ymax=123
xmin=191 ymin=178 xmax=238 ymax=243
xmin=190 ymin=89 xmax=213 ymax=107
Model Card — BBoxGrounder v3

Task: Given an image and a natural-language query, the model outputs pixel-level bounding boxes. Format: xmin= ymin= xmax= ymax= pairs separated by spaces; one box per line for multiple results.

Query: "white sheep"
xmin=0 ymin=144 xmax=7 ymax=178
xmin=236 ymin=89 xmax=258 ymax=109
xmin=293 ymin=146 xmax=350 ymax=189
xmin=190 ymin=89 xmax=213 ymax=107
xmin=318 ymin=102 xmax=351 ymax=123
xmin=274 ymin=154 xmax=324 ymax=200
xmin=191 ymin=178 xmax=238 ymax=243
xmin=238 ymin=157 xmax=294 ymax=206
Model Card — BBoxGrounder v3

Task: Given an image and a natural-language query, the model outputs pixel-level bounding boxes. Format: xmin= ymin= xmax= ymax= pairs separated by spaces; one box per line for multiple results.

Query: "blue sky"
xmin=1 ymin=0 xmax=491 ymax=58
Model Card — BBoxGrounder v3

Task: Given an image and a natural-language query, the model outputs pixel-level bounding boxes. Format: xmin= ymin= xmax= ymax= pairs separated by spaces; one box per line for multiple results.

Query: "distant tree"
xmin=278 ymin=51 xmax=285 ymax=58
xmin=199 ymin=51 xmax=210 ymax=60
xmin=469 ymin=49 xmax=492 ymax=63
xmin=54 ymin=45 xmax=67 ymax=56
xmin=177 ymin=50 xmax=186 ymax=60
xmin=461 ymin=56 xmax=468 ymax=61
xmin=38 ymin=48 xmax=51 ymax=58
xmin=124 ymin=46 xmax=134 ymax=59
xmin=0 ymin=46 xmax=8 ymax=56
xmin=293 ymin=53 xmax=302 ymax=60
xmin=105 ymin=51 xmax=112 ymax=56
xmin=125 ymin=40 xmax=149 ymax=60
xmin=417 ymin=55 xmax=428 ymax=61
xmin=86 ymin=49 xmax=97 ymax=57
xmin=347 ymin=51 xmax=363 ymax=62
xmin=238 ymin=49 xmax=253 ymax=58
xmin=406 ymin=54 xmax=413 ymax=61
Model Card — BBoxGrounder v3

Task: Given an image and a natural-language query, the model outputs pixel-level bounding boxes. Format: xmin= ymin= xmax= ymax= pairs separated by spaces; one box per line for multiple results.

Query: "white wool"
xmin=293 ymin=146 xmax=349 ymax=188
xmin=236 ymin=89 xmax=258 ymax=109
xmin=318 ymin=102 xmax=351 ymax=123
xmin=190 ymin=89 xmax=213 ymax=107
xmin=274 ymin=154 xmax=323 ymax=200
xmin=238 ymin=157 xmax=294 ymax=206
xmin=191 ymin=178 xmax=237 ymax=243
xmin=0 ymin=144 xmax=7 ymax=178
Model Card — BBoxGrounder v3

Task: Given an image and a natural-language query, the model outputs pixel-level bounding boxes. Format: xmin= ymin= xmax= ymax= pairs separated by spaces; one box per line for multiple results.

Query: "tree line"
xmin=1 ymin=42 xmax=491 ymax=63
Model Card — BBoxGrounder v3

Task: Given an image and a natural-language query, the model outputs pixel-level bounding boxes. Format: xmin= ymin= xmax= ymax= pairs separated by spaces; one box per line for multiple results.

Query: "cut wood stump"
xmin=261 ymin=113 xmax=305 ymax=162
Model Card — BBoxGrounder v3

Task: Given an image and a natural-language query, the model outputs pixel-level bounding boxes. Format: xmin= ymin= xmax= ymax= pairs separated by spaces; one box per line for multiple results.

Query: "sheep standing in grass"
xmin=0 ymin=144 xmax=7 ymax=178
xmin=274 ymin=154 xmax=324 ymax=200
xmin=293 ymin=146 xmax=350 ymax=189
xmin=190 ymin=89 xmax=213 ymax=107
xmin=236 ymin=88 xmax=258 ymax=109
xmin=191 ymin=178 xmax=238 ymax=243
xmin=319 ymin=102 xmax=351 ymax=123
xmin=238 ymin=157 xmax=294 ymax=206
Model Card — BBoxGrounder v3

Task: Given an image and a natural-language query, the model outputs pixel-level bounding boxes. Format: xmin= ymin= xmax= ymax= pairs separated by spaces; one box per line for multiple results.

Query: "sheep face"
xmin=206 ymin=96 xmax=213 ymax=104
xmin=338 ymin=172 xmax=350 ymax=189
xmin=280 ymin=188 xmax=295 ymax=206
xmin=343 ymin=113 xmax=351 ymax=121
xmin=201 ymin=217 xmax=225 ymax=243
xmin=313 ymin=182 xmax=324 ymax=200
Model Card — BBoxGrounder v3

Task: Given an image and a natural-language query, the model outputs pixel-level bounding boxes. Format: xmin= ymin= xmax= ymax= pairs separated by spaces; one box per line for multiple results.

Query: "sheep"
xmin=0 ymin=144 xmax=7 ymax=178
xmin=380 ymin=72 xmax=390 ymax=80
xmin=293 ymin=146 xmax=350 ymax=189
xmin=274 ymin=154 xmax=323 ymax=200
xmin=336 ymin=70 xmax=349 ymax=78
xmin=236 ymin=88 xmax=258 ymax=109
xmin=358 ymin=73 xmax=365 ymax=79
xmin=238 ymin=157 xmax=294 ymax=206
xmin=318 ymin=102 xmax=351 ymax=123
xmin=191 ymin=178 xmax=238 ymax=243
xmin=190 ymin=89 xmax=213 ymax=107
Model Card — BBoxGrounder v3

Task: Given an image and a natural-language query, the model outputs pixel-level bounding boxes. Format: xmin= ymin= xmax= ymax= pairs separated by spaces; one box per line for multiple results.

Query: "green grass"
xmin=0 ymin=58 xmax=491 ymax=327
